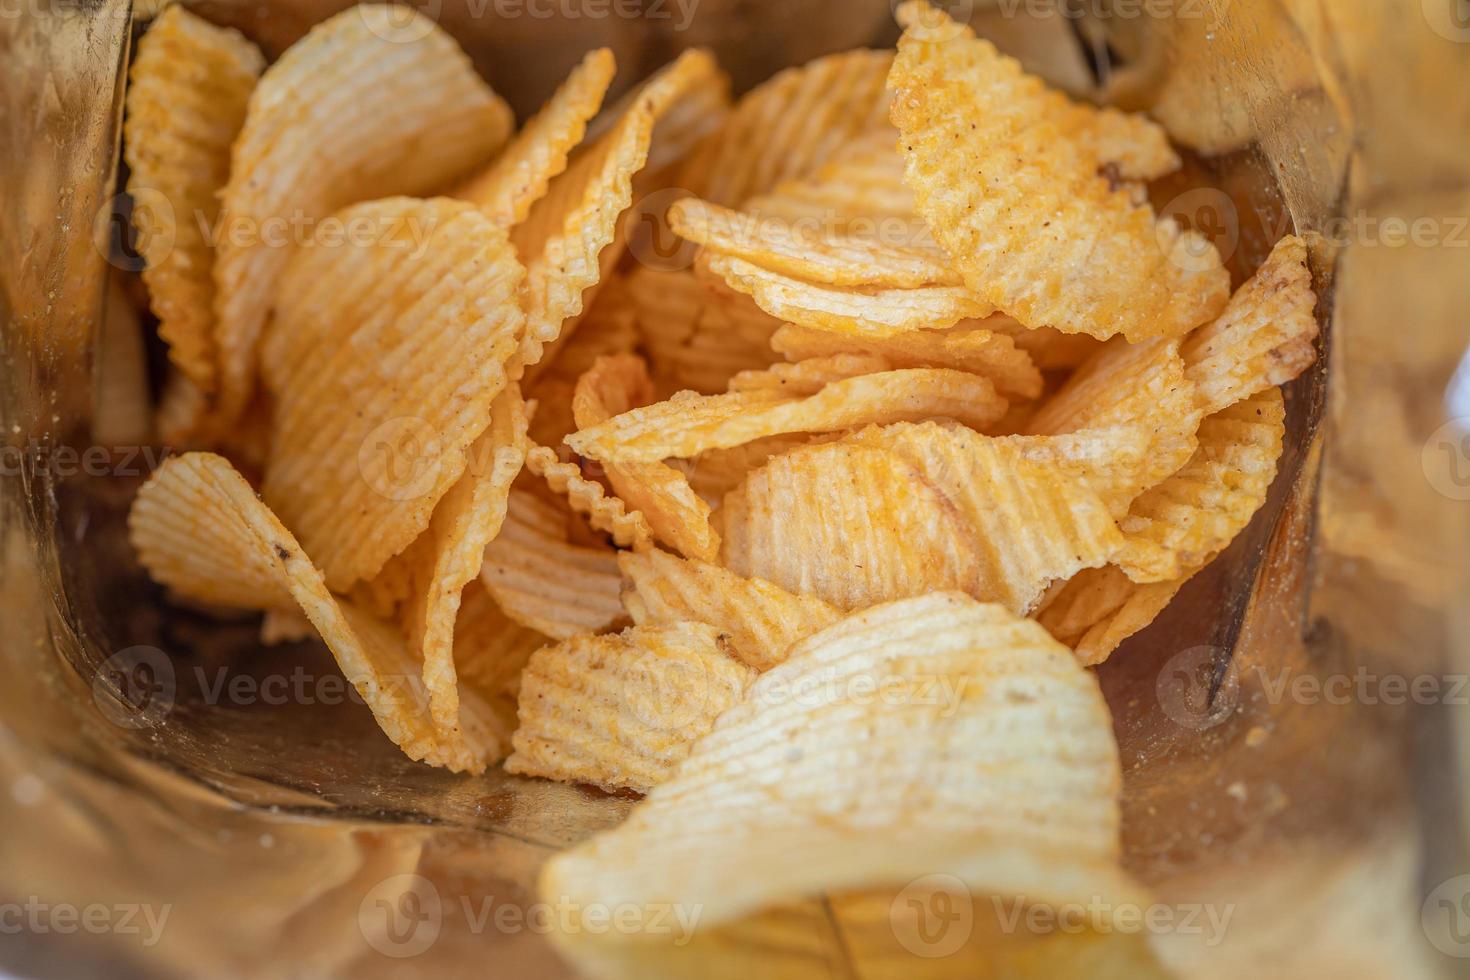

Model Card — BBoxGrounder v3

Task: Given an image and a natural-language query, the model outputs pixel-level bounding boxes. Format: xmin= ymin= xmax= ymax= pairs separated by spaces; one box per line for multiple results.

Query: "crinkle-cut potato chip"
xmin=1182 ymin=234 xmax=1318 ymax=416
xmin=771 ymin=322 xmax=1043 ymax=400
xmin=512 ymin=49 xmax=721 ymax=376
xmin=1026 ymin=336 xmax=1202 ymax=494
xmin=453 ymin=582 xmax=546 ymax=702
xmin=400 ymin=385 xmax=529 ymax=759
xmin=541 ymin=593 xmax=1142 ymax=947
xmin=525 ymin=445 xmax=656 ymax=551
xmin=456 ymin=48 xmax=617 ymax=227
xmin=844 ymin=423 xmax=1124 ymax=612
xmin=524 ymin=282 xmax=641 ymax=446
xmin=726 ymin=354 xmax=892 ymax=396
xmin=480 ymin=490 xmax=625 ymax=639
xmin=668 ymin=197 xmax=959 ymax=289
xmin=1116 ymin=388 xmax=1285 ymax=583
xmin=505 ymin=622 xmax=756 ymax=794
xmin=982 ymin=314 xmax=1104 ymax=371
xmin=742 ymin=129 xmax=923 ymax=229
xmin=215 ymin=4 xmax=513 ymax=423
xmin=574 ymin=354 xmax=719 ymax=561
xmin=1035 ymin=564 xmax=1194 ymax=666
xmin=568 ymin=368 xmax=1007 ymax=463
xmin=619 ymin=550 xmax=840 ymax=671
xmin=128 ymin=452 xmax=489 ymax=770
xmin=704 ymin=252 xmax=993 ymax=338
xmin=889 ymin=2 xmax=1229 ymax=341
xmin=261 ymin=197 xmax=524 ymax=592
xmin=720 ymin=442 xmax=983 ymax=610
xmin=124 ymin=5 xmax=263 ymax=394
xmin=1044 ymin=92 xmax=1181 ymax=183
xmin=677 ymin=49 xmax=894 ymax=207
xmin=683 ymin=433 xmax=825 ymax=505
xmin=995 ymin=426 xmax=1157 ymax=518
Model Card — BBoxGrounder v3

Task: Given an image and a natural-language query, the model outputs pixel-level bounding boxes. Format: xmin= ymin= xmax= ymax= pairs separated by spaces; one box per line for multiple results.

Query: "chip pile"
xmin=123 ymin=1 xmax=1319 ymax=970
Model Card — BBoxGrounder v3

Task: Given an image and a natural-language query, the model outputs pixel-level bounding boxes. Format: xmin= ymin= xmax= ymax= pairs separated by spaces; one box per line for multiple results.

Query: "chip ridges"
xmin=525 ymin=445 xmax=657 ymax=551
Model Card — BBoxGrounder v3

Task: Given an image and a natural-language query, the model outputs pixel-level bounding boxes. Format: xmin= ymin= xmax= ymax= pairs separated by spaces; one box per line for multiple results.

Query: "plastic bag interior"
xmin=1 ymin=0 xmax=1468 ymax=976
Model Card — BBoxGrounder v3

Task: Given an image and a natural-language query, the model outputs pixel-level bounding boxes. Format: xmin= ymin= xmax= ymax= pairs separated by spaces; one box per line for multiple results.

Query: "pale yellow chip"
xmin=996 ymin=425 xmax=1157 ymax=519
xmin=215 ymin=5 xmax=513 ymax=422
xmin=505 ymin=622 xmax=756 ymax=794
xmin=726 ymin=353 xmax=893 ymax=396
xmin=741 ymin=129 xmax=927 ymax=234
xmin=1181 ymin=234 xmax=1318 ymax=416
xmin=683 ymin=433 xmax=827 ymax=505
xmin=525 ymin=445 xmax=656 ymax=551
xmin=771 ymin=322 xmax=1043 ymax=400
xmin=541 ymin=593 xmax=1141 ymax=945
xmin=574 ymin=354 xmax=719 ymax=561
xmin=669 ymin=197 xmax=959 ymax=289
xmin=1044 ymin=92 xmax=1181 ymax=183
xmin=124 ymin=5 xmax=263 ymax=395
xmin=480 ymin=490 xmax=625 ymax=639
xmin=261 ymin=198 xmax=524 ymax=592
xmin=1116 ymin=387 xmax=1286 ymax=582
xmin=889 ymin=2 xmax=1229 ymax=341
xmin=453 ymin=582 xmax=547 ymax=703
xmin=457 ymin=48 xmax=617 ymax=226
xmin=400 ymin=384 xmax=530 ymax=763
xmin=720 ymin=441 xmax=983 ymax=610
xmin=677 ymin=49 xmax=894 ymax=207
xmin=704 ymin=252 xmax=993 ymax=338
xmin=619 ymin=550 xmax=841 ymax=671
xmin=1035 ymin=564 xmax=1194 ymax=666
xmin=259 ymin=607 xmax=314 ymax=646
xmin=568 ymin=368 xmax=1007 ymax=463
xmin=982 ymin=314 xmax=1104 ymax=371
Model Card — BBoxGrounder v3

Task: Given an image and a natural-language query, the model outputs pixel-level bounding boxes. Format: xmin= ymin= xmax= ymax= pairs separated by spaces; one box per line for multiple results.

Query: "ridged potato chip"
xmin=997 ymin=426 xmax=1156 ymax=519
xmin=261 ymin=198 xmax=524 ymax=592
xmin=525 ymin=445 xmax=656 ymax=551
xmin=619 ymin=550 xmax=841 ymax=671
xmin=1035 ymin=565 xmax=1193 ymax=667
xmin=541 ymin=593 xmax=1141 ymax=946
xmin=457 ymin=48 xmax=617 ymax=227
xmin=742 ymin=129 xmax=926 ymax=234
xmin=124 ymin=5 xmax=263 ymax=395
xmin=1182 ymin=234 xmax=1318 ymax=415
xmin=1117 ymin=388 xmax=1286 ymax=582
xmin=505 ymin=622 xmax=756 ymax=793
xmin=569 ymin=368 xmax=1006 ymax=463
xmin=480 ymin=490 xmax=625 ymax=639
xmin=771 ymin=322 xmax=1042 ymax=400
xmin=627 ymin=265 xmax=780 ymax=395
xmin=726 ymin=354 xmax=892 ymax=396
xmin=574 ymin=354 xmax=719 ymax=561
xmin=215 ymin=5 xmax=513 ymax=422
xmin=684 ymin=433 xmax=826 ymax=505
xmin=1046 ymin=93 xmax=1181 ymax=182
xmin=983 ymin=315 xmax=1104 ymax=371
xmin=889 ymin=1 xmax=1228 ymax=341
xmin=453 ymin=582 xmax=547 ymax=702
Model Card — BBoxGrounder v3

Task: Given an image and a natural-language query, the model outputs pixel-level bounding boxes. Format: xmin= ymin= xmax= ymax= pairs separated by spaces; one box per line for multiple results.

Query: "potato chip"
xmin=574 ymin=354 xmax=719 ymax=561
xmin=505 ymin=622 xmax=755 ymax=794
xmin=569 ymin=368 xmax=1007 ymax=463
xmin=453 ymin=583 xmax=547 ymax=702
xmin=726 ymin=354 xmax=893 ymax=396
xmin=619 ymin=550 xmax=840 ymax=671
xmin=742 ymin=129 xmax=924 ymax=231
xmin=843 ymin=423 xmax=1125 ymax=612
xmin=982 ymin=314 xmax=1104 ymax=371
xmin=684 ymin=433 xmax=826 ymax=505
xmin=261 ymin=198 xmax=524 ymax=591
xmin=720 ymin=442 xmax=983 ymax=610
xmin=1035 ymin=565 xmax=1193 ymax=666
xmin=124 ymin=5 xmax=263 ymax=394
xmin=215 ymin=5 xmax=513 ymax=422
xmin=677 ymin=49 xmax=894 ymax=207
xmin=668 ymin=197 xmax=959 ymax=289
xmin=771 ymin=322 xmax=1043 ymax=400
xmin=1116 ymin=388 xmax=1285 ymax=582
xmin=889 ymin=1 xmax=1229 ymax=341
xmin=703 ymin=252 xmax=993 ymax=337
xmin=480 ymin=490 xmax=625 ymax=639
xmin=457 ymin=48 xmax=617 ymax=226
xmin=541 ymin=593 xmax=1141 ymax=941
xmin=1181 ymin=234 xmax=1318 ymax=415
xmin=260 ymin=607 xmax=315 ymax=646
xmin=996 ymin=426 xmax=1157 ymax=518
xmin=400 ymin=385 xmax=530 ymax=758
xmin=1046 ymin=93 xmax=1181 ymax=183
xmin=627 ymin=265 xmax=780 ymax=395
xmin=525 ymin=445 xmax=656 ymax=551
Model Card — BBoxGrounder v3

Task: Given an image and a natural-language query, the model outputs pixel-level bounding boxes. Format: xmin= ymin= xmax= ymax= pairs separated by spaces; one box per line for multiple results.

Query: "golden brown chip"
xmin=982 ymin=314 xmax=1104 ymax=371
xmin=259 ymin=607 xmax=314 ymax=646
xmin=457 ymin=48 xmax=617 ymax=226
xmin=574 ymin=354 xmax=719 ymax=561
xmin=619 ymin=550 xmax=841 ymax=671
xmin=541 ymin=593 xmax=1142 ymax=944
xmin=1035 ymin=565 xmax=1194 ymax=666
xmin=1181 ymin=234 xmax=1318 ymax=416
xmin=771 ymin=322 xmax=1043 ymax=400
xmin=889 ymin=2 xmax=1229 ymax=341
xmin=453 ymin=582 xmax=547 ymax=703
xmin=684 ymin=433 xmax=827 ymax=505
xmin=505 ymin=622 xmax=756 ymax=794
xmin=261 ymin=198 xmax=524 ymax=592
xmin=124 ymin=5 xmax=263 ymax=395
xmin=741 ymin=129 xmax=926 ymax=233
xmin=480 ymin=490 xmax=625 ymax=639
xmin=1045 ymin=93 xmax=1181 ymax=182
xmin=726 ymin=354 xmax=893 ymax=396
xmin=525 ymin=445 xmax=656 ymax=551
xmin=996 ymin=425 xmax=1157 ymax=519
xmin=568 ymin=368 xmax=1007 ymax=463
xmin=215 ymin=5 xmax=513 ymax=422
